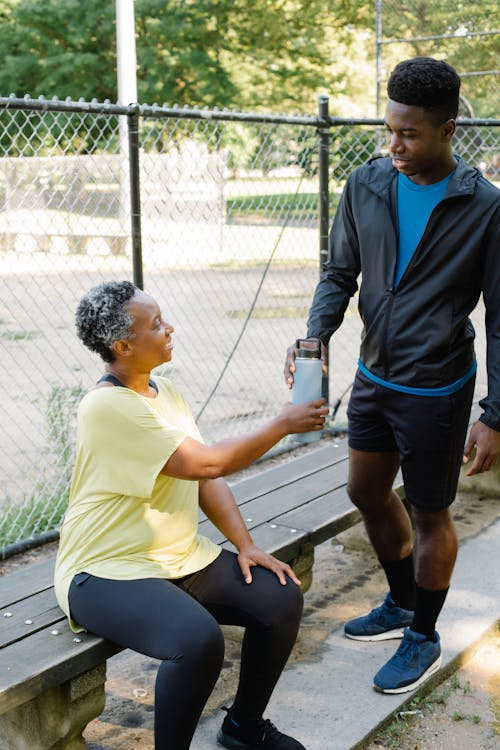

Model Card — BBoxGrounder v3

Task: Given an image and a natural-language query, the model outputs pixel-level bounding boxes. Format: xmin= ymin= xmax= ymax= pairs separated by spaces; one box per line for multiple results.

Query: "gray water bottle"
xmin=292 ymin=337 xmax=323 ymax=444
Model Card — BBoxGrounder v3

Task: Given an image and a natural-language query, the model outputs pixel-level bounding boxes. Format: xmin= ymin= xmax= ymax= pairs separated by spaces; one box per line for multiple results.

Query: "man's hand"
xmin=237 ymin=544 xmax=301 ymax=586
xmin=463 ymin=420 xmax=500 ymax=476
xmin=284 ymin=339 xmax=328 ymax=389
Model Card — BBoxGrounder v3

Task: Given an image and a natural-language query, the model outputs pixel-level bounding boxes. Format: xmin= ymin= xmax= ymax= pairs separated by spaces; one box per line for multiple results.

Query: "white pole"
xmin=115 ymin=0 xmax=138 ymax=252
xmin=375 ymin=0 xmax=382 ymax=118
xmin=116 ymin=0 xmax=138 ymax=105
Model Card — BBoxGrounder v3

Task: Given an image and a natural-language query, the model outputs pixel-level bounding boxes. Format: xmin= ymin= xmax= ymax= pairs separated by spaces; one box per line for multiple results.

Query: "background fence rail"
xmin=1 ymin=95 xmax=498 ymax=556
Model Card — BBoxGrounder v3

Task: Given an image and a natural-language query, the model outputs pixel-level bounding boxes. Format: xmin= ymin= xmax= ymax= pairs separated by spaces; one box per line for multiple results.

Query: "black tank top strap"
xmin=97 ymin=373 xmax=124 ymax=387
xmin=96 ymin=373 xmax=158 ymax=393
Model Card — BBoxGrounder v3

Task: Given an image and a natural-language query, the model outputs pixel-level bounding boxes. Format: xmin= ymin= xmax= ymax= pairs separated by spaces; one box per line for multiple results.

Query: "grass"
xmin=209 ymin=257 xmax=319 ymax=269
xmin=226 ymin=191 xmax=340 ymax=224
xmin=0 ymin=330 xmax=40 ymax=341
xmin=452 ymin=711 xmax=481 ymax=723
xmin=226 ymin=304 xmax=311 ymax=320
xmin=369 ymin=674 xmax=470 ymax=748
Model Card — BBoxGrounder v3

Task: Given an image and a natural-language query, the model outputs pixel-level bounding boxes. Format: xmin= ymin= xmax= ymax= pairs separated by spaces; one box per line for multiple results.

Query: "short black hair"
xmin=387 ymin=57 xmax=460 ymax=121
xmin=76 ymin=280 xmax=137 ymax=362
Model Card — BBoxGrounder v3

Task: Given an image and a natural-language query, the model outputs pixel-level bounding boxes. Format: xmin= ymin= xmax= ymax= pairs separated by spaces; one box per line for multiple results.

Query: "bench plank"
xmin=0 ymin=623 xmax=120 ymax=715
xmin=1 ymin=589 xmax=63 ymax=649
xmin=273 ymin=487 xmax=361 ymax=547
xmin=0 ymin=558 xmax=55 ymax=608
xmin=229 ymin=441 xmax=349 ymax=504
xmin=221 ymin=522 xmax=309 ymax=562
xmin=200 ymin=459 xmax=351 ymax=543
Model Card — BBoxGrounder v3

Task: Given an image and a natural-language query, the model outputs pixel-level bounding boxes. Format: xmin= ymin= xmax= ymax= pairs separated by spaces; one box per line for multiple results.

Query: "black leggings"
xmin=68 ymin=549 xmax=303 ymax=750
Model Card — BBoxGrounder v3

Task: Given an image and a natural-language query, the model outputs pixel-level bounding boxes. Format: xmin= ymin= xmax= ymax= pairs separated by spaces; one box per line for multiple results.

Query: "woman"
xmin=54 ymin=280 xmax=327 ymax=750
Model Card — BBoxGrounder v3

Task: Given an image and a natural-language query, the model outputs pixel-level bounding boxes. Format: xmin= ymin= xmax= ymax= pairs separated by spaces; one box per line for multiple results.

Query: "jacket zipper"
xmin=392 ymin=194 xmax=458 ymax=291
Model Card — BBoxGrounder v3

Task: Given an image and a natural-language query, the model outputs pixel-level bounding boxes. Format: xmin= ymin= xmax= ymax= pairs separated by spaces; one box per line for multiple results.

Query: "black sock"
xmin=411 ymin=585 xmax=449 ymax=640
xmin=228 ymin=706 xmax=259 ymax=727
xmin=379 ymin=554 xmax=415 ymax=611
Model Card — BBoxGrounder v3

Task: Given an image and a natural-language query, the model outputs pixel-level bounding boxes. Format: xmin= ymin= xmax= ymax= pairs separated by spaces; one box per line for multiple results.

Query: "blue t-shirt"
xmin=394 ymin=171 xmax=453 ymax=287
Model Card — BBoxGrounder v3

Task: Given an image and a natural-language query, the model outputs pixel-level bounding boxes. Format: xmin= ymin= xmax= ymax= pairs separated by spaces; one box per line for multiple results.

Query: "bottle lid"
xmin=295 ymin=337 xmax=321 ymax=358
xmin=296 ymin=347 xmax=320 ymax=358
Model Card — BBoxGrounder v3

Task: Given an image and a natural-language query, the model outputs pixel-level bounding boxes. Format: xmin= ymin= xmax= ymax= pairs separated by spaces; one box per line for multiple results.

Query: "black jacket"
xmin=307 ymin=156 xmax=500 ymax=431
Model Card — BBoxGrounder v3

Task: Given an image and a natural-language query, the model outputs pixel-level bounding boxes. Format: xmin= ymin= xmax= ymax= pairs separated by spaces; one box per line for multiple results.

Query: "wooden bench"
xmin=0 ymin=404 xmax=491 ymax=749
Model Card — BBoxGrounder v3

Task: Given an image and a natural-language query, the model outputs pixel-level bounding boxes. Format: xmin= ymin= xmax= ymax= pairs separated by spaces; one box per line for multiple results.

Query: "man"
xmin=285 ymin=57 xmax=499 ymax=694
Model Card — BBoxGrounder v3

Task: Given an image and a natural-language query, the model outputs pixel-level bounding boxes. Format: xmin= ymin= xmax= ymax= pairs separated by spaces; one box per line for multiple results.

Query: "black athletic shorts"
xmin=347 ymin=369 xmax=475 ymax=512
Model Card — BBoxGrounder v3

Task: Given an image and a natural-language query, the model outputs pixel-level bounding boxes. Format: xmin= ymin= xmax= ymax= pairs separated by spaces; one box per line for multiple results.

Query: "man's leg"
xmin=345 ymin=370 xmax=416 ymax=617
xmin=410 ymin=506 xmax=457 ymax=639
xmin=412 ymin=506 xmax=457 ymax=589
xmin=371 ymin=378 xmax=475 ymax=693
xmin=347 ymin=448 xmax=411 ymax=561
xmin=347 ymin=449 xmax=416 ymax=613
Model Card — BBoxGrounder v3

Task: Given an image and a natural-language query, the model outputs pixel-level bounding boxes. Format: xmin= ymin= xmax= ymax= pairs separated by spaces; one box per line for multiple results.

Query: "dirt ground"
xmin=1 ymin=441 xmax=499 ymax=750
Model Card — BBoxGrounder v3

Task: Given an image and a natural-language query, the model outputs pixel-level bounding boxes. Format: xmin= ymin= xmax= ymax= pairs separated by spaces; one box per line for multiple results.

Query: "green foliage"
xmin=330 ymin=127 xmax=379 ymax=179
xmin=0 ymin=0 xmax=496 ymax=154
xmin=46 ymin=384 xmax=85 ymax=469
xmin=0 ymin=0 xmax=116 ymax=101
xmin=378 ymin=1 xmax=499 ymax=117
xmin=0 ymin=383 xmax=85 ymax=551
xmin=0 ymin=108 xmax=119 ymax=157
xmin=0 ymin=0 xmax=496 ymax=117
xmin=0 ymin=0 xmax=371 ymax=111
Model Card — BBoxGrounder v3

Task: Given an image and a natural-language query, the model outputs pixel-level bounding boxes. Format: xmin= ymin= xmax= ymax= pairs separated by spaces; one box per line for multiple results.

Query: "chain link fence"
xmin=1 ymin=95 xmax=498 ymax=556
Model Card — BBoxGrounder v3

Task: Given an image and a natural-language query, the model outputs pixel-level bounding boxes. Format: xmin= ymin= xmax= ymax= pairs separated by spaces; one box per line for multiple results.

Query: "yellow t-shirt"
xmin=54 ymin=376 xmax=221 ymax=631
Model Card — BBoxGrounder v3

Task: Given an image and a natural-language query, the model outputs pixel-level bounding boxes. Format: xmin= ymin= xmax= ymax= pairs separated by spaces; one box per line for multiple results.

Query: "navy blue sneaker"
xmin=373 ymin=628 xmax=442 ymax=694
xmin=344 ymin=593 xmax=414 ymax=641
xmin=217 ymin=707 xmax=306 ymax=749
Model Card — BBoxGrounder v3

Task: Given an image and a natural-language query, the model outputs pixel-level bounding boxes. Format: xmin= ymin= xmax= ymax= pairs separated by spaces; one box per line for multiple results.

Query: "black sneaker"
xmin=216 ymin=707 xmax=306 ymax=749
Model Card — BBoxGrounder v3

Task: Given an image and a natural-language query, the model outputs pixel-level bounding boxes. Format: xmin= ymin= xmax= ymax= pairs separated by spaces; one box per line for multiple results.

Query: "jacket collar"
xmin=359 ymin=155 xmax=481 ymax=199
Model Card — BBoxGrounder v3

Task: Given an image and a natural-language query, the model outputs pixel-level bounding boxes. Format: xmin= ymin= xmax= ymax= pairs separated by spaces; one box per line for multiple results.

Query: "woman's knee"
xmin=159 ymin=616 xmax=225 ymax=676
xmin=191 ymin=618 xmax=225 ymax=672
xmin=259 ymin=577 xmax=304 ymax=631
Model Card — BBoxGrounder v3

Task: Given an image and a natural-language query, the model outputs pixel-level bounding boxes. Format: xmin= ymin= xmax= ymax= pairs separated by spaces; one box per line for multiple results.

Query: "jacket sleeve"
xmin=306 ymin=174 xmax=361 ymax=345
xmin=478 ymin=202 xmax=500 ymax=432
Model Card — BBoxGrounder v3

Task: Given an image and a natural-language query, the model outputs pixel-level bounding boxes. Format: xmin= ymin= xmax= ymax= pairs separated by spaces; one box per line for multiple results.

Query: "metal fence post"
xmin=318 ymin=95 xmax=330 ymax=271
xmin=318 ymin=95 xmax=330 ymax=402
xmin=127 ymin=108 xmax=143 ymax=289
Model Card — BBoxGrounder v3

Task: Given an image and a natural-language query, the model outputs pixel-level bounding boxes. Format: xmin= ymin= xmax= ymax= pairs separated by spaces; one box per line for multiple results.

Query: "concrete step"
xmin=191 ymin=518 xmax=499 ymax=750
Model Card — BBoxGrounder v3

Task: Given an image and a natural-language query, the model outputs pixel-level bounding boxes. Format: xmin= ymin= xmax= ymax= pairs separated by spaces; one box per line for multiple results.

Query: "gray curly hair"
xmin=75 ymin=280 xmax=137 ymax=362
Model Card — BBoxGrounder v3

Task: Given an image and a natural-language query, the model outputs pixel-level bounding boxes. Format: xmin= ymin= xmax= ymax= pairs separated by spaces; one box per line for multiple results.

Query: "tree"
xmin=0 ymin=0 xmax=372 ymax=111
xmin=378 ymin=0 xmax=499 ymax=117
xmin=0 ymin=1 xmax=495 ymax=116
xmin=0 ymin=0 xmax=116 ymax=101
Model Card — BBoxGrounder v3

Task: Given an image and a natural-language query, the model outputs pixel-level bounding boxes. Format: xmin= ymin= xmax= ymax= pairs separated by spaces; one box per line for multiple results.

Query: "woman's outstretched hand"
xmin=278 ymin=398 xmax=329 ymax=435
